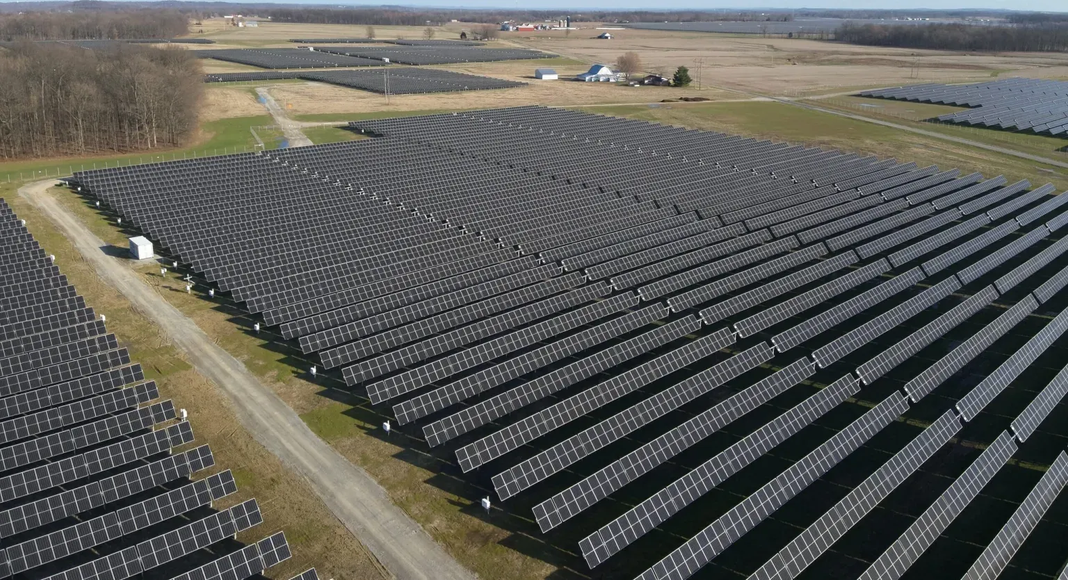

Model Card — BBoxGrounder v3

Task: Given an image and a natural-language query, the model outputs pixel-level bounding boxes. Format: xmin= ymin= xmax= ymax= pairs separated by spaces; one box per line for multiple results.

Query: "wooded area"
xmin=0 ymin=10 xmax=187 ymax=40
xmin=0 ymin=43 xmax=203 ymax=160
xmin=837 ymin=22 xmax=1068 ymax=52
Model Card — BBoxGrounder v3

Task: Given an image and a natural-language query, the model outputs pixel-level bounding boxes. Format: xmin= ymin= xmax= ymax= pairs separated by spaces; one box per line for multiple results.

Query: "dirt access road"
xmin=257 ymin=87 xmax=314 ymax=147
xmin=19 ymin=180 xmax=476 ymax=580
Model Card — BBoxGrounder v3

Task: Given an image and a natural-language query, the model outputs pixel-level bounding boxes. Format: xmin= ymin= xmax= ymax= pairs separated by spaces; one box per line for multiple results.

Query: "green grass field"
xmin=582 ymin=101 xmax=1068 ymax=193
xmin=0 ymin=115 xmax=275 ymax=183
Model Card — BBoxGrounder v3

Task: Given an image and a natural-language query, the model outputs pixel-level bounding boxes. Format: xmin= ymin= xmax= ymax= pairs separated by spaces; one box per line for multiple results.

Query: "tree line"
xmin=264 ymin=8 xmax=792 ymax=27
xmin=0 ymin=42 xmax=203 ymax=160
xmin=0 ymin=10 xmax=188 ymax=41
xmin=836 ymin=22 xmax=1068 ymax=52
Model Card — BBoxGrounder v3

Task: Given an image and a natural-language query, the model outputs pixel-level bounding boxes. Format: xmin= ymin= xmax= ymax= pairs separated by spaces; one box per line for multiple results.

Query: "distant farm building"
xmin=535 ymin=68 xmax=558 ymax=80
xmin=577 ymin=64 xmax=620 ymax=82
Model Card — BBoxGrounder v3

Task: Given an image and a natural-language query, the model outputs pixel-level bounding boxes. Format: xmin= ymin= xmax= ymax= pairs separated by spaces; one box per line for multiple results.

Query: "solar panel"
xmin=422 ymin=313 xmax=694 ymax=446
xmin=348 ymin=282 xmax=614 ymax=386
xmin=635 ymin=392 xmax=908 ymax=580
xmin=735 ymin=259 xmax=891 ymax=338
xmin=826 ymin=204 xmax=935 ymax=254
xmin=0 ymin=445 xmax=214 ymax=540
xmin=856 ymin=286 xmax=997 ymax=386
xmin=919 ymin=220 xmax=1018 ymax=276
xmin=903 ymin=295 xmax=1036 ymax=401
xmin=856 ymin=209 xmax=961 ymax=259
xmin=1012 ymin=362 xmax=1068 ymax=442
xmin=322 ymin=272 xmax=583 ymax=368
xmin=772 ymin=267 xmax=924 ymax=352
xmin=857 ymin=431 xmax=1017 ymax=580
xmin=668 ymin=243 xmax=826 ymax=312
xmin=956 ymin=307 xmax=1068 ymax=421
xmin=961 ymin=451 xmax=1068 ymax=580
xmin=928 ymin=176 xmax=1008 ymax=210
xmin=493 ymin=342 xmax=771 ymax=501
xmin=750 ymin=409 xmax=962 ymax=580
xmin=1034 ymin=262 xmax=1068 ymax=303
xmin=169 ymin=532 xmax=293 ymax=580
xmin=958 ymin=226 xmax=1051 ymax=286
xmin=991 ymin=229 xmax=1068 ymax=296
xmin=38 ymin=499 xmax=263 ymax=580
xmin=0 ymin=470 xmax=237 ymax=576
xmin=575 ymin=359 xmax=821 ymax=561
xmin=889 ymin=214 xmax=989 ymax=268
xmin=541 ymin=358 xmax=813 ymax=534
xmin=394 ymin=304 xmax=666 ymax=425
xmin=1016 ymin=189 xmax=1068 ymax=226
xmin=987 ymin=183 xmax=1057 ymax=221
xmin=635 ymin=234 xmax=792 ymax=300
xmin=812 ymin=276 xmax=959 ymax=368
xmin=957 ymin=179 xmax=1032 ymax=215
xmin=456 ymin=327 xmax=735 ymax=473
xmin=289 ymin=569 xmax=321 ymax=580
xmin=700 ymin=251 xmax=858 ymax=325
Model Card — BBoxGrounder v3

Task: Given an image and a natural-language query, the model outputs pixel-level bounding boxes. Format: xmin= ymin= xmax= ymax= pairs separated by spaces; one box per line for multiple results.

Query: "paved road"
xmin=19 ymin=180 xmax=477 ymax=580
xmin=257 ymin=87 xmax=314 ymax=147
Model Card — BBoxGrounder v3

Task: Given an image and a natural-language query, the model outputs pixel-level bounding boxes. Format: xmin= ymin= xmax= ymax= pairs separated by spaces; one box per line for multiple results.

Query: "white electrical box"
xmin=129 ymin=236 xmax=153 ymax=260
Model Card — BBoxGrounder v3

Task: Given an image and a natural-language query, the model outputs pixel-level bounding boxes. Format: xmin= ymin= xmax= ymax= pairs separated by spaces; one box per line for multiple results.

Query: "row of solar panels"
xmin=203 ymin=67 xmax=525 ymax=94
xmin=68 ymin=106 xmax=1068 ymax=579
xmin=0 ymin=200 xmax=317 ymax=580
xmin=196 ymin=45 xmax=547 ymax=69
xmin=860 ymin=78 xmax=1068 ymax=137
xmin=289 ymin=38 xmax=486 ymax=46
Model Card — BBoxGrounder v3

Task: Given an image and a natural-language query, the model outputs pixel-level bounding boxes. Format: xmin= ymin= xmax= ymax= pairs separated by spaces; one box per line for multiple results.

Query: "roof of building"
xmin=535 ymin=68 xmax=557 ymax=74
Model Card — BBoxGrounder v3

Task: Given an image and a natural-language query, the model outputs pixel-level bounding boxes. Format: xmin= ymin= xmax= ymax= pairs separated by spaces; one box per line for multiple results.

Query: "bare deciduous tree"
xmin=0 ymin=43 xmax=203 ymax=160
xmin=615 ymin=52 xmax=642 ymax=77
xmin=366 ymin=25 xmax=376 ymax=39
xmin=423 ymin=26 xmax=435 ymax=40
xmin=473 ymin=24 xmax=499 ymax=41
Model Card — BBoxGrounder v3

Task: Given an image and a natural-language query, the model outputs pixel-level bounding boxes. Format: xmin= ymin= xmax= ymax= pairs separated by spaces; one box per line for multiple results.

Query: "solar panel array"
xmin=861 ymin=77 xmax=1068 ymax=137
xmin=204 ymin=68 xmax=525 ymax=94
xmin=289 ymin=38 xmax=485 ymax=46
xmin=310 ymin=45 xmax=548 ymax=65
xmin=68 ymin=105 xmax=1068 ymax=580
xmin=197 ymin=46 xmax=546 ymax=69
xmin=0 ymin=199 xmax=298 ymax=579
xmin=195 ymin=48 xmax=388 ymax=69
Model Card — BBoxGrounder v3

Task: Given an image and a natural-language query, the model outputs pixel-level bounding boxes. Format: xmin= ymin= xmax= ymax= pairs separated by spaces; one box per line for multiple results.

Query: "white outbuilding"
xmin=577 ymin=64 xmax=620 ymax=82
xmin=534 ymin=68 xmax=558 ymax=80
xmin=129 ymin=236 xmax=153 ymax=260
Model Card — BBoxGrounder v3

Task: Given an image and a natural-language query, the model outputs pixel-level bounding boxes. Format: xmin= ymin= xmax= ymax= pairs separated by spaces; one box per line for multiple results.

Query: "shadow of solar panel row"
xmin=291 ymin=38 xmax=485 ymax=46
xmin=67 ymin=106 xmax=1068 ymax=580
xmin=311 ymin=45 xmax=547 ymax=65
xmin=860 ymin=78 xmax=1068 ymax=137
xmin=195 ymin=48 xmax=388 ymax=69
xmin=0 ymin=200 xmax=296 ymax=580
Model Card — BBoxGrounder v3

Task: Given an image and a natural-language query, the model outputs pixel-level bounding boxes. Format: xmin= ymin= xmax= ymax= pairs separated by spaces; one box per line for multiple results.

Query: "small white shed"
xmin=129 ymin=236 xmax=153 ymax=260
xmin=535 ymin=68 xmax=558 ymax=80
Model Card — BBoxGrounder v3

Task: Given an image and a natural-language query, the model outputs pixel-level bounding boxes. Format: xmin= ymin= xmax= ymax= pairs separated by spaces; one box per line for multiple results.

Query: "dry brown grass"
xmin=0 ymin=184 xmax=385 ymax=580
xmin=511 ymin=26 xmax=1068 ymax=95
xmin=202 ymin=85 xmax=265 ymax=121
